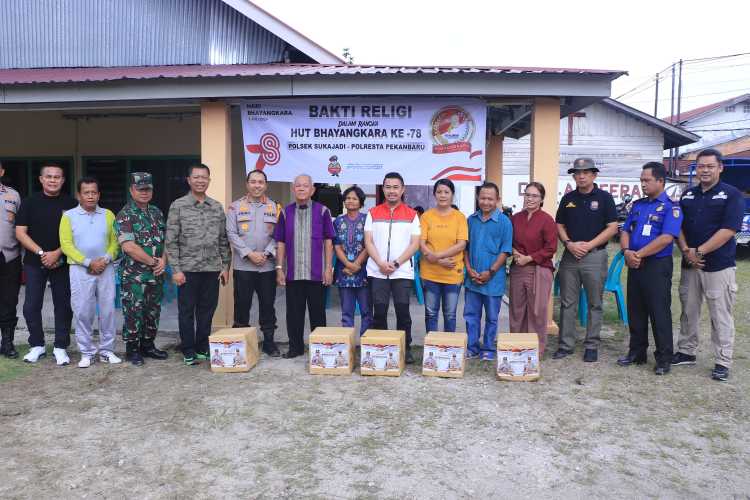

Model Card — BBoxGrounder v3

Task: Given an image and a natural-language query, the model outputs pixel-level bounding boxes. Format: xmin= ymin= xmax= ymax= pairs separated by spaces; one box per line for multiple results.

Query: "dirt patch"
xmin=1 ymin=248 xmax=748 ymax=498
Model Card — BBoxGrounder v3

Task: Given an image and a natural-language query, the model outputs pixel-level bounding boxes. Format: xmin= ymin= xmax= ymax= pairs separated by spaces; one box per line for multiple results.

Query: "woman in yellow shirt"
xmin=419 ymin=179 xmax=468 ymax=332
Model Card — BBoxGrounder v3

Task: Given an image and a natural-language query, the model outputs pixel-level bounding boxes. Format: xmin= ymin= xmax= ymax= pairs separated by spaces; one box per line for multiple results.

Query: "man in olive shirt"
xmin=554 ymin=158 xmax=618 ymax=363
xmin=226 ymin=169 xmax=281 ymax=357
xmin=166 ymin=164 xmax=231 ymax=365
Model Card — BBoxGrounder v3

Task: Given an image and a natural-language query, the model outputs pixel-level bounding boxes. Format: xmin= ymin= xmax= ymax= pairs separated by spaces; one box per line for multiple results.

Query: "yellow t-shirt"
xmin=419 ymin=208 xmax=468 ymax=285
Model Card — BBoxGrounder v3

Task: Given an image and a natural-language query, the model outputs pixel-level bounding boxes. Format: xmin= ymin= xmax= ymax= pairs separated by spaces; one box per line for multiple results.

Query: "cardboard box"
xmin=309 ymin=326 xmax=356 ymax=375
xmin=208 ymin=327 xmax=259 ymax=373
xmin=422 ymin=331 xmax=467 ymax=378
xmin=360 ymin=329 xmax=405 ymax=376
xmin=496 ymin=333 xmax=540 ymax=381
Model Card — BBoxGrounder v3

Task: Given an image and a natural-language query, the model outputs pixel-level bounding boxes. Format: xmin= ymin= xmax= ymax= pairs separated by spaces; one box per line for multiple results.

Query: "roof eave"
xmin=602 ymin=98 xmax=700 ymax=149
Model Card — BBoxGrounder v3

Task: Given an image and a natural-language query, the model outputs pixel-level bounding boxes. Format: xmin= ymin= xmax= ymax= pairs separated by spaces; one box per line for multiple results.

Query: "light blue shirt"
xmin=464 ymin=208 xmax=513 ymax=296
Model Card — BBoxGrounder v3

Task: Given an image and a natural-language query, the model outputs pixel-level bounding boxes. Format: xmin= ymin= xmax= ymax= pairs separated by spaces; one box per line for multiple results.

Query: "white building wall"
xmin=679 ymin=98 xmax=750 ymax=154
xmin=501 ymin=101 xmax=666 ymax=211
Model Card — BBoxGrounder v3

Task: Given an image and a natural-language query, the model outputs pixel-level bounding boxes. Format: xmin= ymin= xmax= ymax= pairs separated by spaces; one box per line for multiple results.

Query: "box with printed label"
xmin=360 ymin=329 xmax=405 ymax=376
xmin=422 ymin=331 xmax=467 ymax=378
xmin=208 ymin=327 xmax=259 ymax=373
xmin=309 ymin=326 xmax=356 ymax=375
xmin=496 ymin=332 xmax=540 ymax=381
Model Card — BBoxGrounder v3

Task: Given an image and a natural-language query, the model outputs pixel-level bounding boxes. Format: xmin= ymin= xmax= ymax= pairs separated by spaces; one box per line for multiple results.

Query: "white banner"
xmin=502 ymin=175 xmax=685 ymax=212
xmin=240 ymin=98 xmax=486 ymax=185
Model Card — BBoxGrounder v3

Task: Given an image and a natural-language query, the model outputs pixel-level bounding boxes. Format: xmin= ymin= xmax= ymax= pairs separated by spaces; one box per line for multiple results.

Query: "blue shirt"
xmin=680 ymin=181 xmax=744 ymax=272
xmin=623 ymin=191 xmax=682 ymax=258
xmin=464 ymin=208 xmax=513 ymax=297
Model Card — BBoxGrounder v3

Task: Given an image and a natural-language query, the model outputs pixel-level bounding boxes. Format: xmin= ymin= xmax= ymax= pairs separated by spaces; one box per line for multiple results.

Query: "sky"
xmin=252 ymin=0 xmax=750 ymax=118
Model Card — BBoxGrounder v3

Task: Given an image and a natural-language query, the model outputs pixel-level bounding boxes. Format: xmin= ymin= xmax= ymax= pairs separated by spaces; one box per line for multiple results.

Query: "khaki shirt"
xmin=226 ymin=195 xmax=279 ymax=272
xmin=0 ymin=183 xmax=21 ymax=262
xmin=165 ymin=193 xmax=230 ymax=273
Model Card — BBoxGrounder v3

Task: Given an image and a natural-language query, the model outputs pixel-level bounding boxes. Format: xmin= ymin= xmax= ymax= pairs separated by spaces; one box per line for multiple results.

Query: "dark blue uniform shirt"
xmin=623 ymin=191 xmax=682 ymax=258
xmin=679 ymin=181 xmax=744 ymax=272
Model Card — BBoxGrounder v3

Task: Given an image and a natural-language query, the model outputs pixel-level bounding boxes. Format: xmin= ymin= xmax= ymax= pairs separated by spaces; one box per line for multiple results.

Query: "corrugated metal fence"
xmin=0 ymin=0 xmax=287 ymax=69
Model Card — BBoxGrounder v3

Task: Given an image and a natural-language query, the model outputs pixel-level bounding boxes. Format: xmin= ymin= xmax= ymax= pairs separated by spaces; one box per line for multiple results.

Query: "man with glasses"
xmin=166 ymin=164 xmax=231 ymax=366
xmin=616 ymin=162 xmax=682 ymax=375
xmin=554 ymin=158 xmax=618 ymax=362
xmin=673 ymin=148 xmax=744 ymax=381
xmin=15 ymin=164 xmax=77 ymax=365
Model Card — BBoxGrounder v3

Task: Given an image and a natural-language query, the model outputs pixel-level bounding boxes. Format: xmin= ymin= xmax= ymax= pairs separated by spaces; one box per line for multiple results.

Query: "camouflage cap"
xmin=130 ymin=172 xmax=153 ymax=190
xmin=567 ymin=157 xmax=600 ymax=174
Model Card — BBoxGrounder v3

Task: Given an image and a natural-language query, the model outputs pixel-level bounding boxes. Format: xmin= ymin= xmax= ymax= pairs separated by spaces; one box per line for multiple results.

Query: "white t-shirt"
xmin=364 ymin=202 xmax=421 ymax=280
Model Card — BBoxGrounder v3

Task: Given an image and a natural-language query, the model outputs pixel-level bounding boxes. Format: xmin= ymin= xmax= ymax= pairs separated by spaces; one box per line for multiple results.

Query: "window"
xmin=0 ymin=158 xmax=73 ymax=199
xmin=743 ymin=103 xmax=750 ymax=113
xmin=84 ymin=157 xmax=196 ymax=215
xmin=725 ymin=105 xmax=736 ymax=112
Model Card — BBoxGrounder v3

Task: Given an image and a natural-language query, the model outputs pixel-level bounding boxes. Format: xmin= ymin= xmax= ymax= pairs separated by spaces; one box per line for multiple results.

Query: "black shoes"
xmin=654 ymin=364 xmax=671 ymax=375
xmin=711 ymin=364 xmax=729 ymax=381
xmin=0 ymin=328 xmax=18 ymax=359
xmin=552 ymin=349 xmax=573 ymax=360
xmin=282 ymin=350 xmax=304 ymax=359
xmin=262 ymin=344 xmax=281 ymax=357
xmin=583 ymin=349 xmax=598 ymax=363
xmin=126 ymin=342 xmax=144 ymax=366
xmin=671 ymin=352 xmax=696 ymax=366
xmin=405 ymin=349 xmax=415 ymax=365
xmin=617 ymin=352 xmax=647 ymax=367
xmin=140 ymin=340 xmax=168 ymax=360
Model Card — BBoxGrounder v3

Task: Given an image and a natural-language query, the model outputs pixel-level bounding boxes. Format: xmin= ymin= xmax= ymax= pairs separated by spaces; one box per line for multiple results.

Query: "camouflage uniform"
xmin=115 ymin=199 xmax=166 ymax=343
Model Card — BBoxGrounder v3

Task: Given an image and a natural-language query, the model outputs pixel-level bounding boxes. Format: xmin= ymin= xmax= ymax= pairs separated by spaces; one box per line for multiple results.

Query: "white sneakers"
xmin=53 ymin=348 xmax=70 ymax=366
xmin=23 ymin=346 xmax=46 ymax=363
xmin=24 ymin=346 xmax=122 ymax=367
xmin=99 ymin=351 xmax=122 ymax=364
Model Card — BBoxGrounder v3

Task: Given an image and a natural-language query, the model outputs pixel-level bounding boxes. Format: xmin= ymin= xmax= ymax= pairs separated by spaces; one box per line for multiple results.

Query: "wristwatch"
xmin=696 ymin=250 xmax=705 ymax=259
xmin=275 ymin=265 xmax=283 ymax=270
xmin=37 ymin=250 xmax=44 ymax=256
xmin=392 ymin=261 xmax=400 ymax=269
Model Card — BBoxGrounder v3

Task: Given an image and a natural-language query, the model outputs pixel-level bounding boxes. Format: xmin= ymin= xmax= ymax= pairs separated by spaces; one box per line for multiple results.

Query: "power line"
xmin=626 ymin=87 xmax=750 ymax=105
xmin=686 ymin=118 xmax=750 ymax=128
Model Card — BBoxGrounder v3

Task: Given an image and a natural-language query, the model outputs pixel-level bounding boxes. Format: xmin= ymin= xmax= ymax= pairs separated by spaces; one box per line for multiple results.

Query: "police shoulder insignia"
xmin=672 ymin=207 xmax=680 ymax=218
xmin=566 ymin=202 xmax=576 ymax=208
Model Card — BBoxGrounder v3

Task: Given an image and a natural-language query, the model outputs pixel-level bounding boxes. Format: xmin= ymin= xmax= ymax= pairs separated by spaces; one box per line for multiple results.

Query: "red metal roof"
xmin=662 ymin=93 xmax=750 ymax=124
xmin=0 ymin=63 xmax=626 ymax=85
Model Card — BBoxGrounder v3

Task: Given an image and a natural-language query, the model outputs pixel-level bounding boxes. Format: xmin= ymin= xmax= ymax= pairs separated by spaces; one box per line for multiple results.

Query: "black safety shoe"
xmin=711 ymin=364 xmax=729 ymax=381
xmin=671 ymin=352 xmax=696 ymax=366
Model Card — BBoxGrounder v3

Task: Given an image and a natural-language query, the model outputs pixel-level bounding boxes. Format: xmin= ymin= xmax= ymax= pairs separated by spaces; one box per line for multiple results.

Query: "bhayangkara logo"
xmin=430 ymin=106 xmax=482 ymax=159
xmin=246 ymin=133 xmax=281 ymax=170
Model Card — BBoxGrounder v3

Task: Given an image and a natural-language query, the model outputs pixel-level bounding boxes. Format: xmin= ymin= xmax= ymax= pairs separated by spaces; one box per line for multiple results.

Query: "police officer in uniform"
xmin=554 ymin=158 xmax=619 ymax=362
xmin=617 ymin=162 xmax=682 ymax=375
xmin=0 ymin=161 xmax=21 ymax=358
xmin=226 ymin=169 xmax=281 ymax=357
xmin=115 ymin=173 xmax=169 ymax=365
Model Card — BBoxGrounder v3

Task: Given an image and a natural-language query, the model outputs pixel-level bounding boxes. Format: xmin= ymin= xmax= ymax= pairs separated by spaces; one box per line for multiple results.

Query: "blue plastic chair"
xmin=578 ymin=251 xmax=628 ymax=326
xmin=412 ymin=251 xmax=425 ymax=305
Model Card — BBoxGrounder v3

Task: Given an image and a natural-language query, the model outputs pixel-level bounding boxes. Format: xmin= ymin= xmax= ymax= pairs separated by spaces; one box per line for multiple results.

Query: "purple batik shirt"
xmin=273 ymin=201 xmax=335 ymax=282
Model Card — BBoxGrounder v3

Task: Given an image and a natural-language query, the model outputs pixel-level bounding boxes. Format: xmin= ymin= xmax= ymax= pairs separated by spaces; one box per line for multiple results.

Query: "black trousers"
xmin=23 ymin=263 xmax=72 ymax=348
xmin=177 ymin=271 xmax=220 ymax=356
xmin=626 ymin=256 xmax=674 ymax=365
xmin=285 ymin=280 xmax=326 ymax=355
xmin=0 ymin=255 xmax=22 ymax=331
xmin=233 ymin=269 xmax=277 ymax=347
xmin=370 ymin=277 xmax=412 ymax=348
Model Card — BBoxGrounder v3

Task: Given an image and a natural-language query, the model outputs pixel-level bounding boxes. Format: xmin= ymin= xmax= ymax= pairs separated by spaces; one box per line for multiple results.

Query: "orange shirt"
xmin=419 ymin=208 xmax=468 ymax=284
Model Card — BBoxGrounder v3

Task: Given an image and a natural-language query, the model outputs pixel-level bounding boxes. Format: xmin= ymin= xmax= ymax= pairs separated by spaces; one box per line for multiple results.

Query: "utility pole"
xmin=673 ymin=59 xmax=683 ymax=177
xmin=653 ymin=72 xmax=660 ymax=117
xmin=669 ymin=63 xmax=676 ymax=174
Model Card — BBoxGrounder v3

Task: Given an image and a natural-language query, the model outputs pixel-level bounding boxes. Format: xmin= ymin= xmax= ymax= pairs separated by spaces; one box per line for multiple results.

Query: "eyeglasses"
xmin=523 ymin=193 xmax=542 ymax=199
